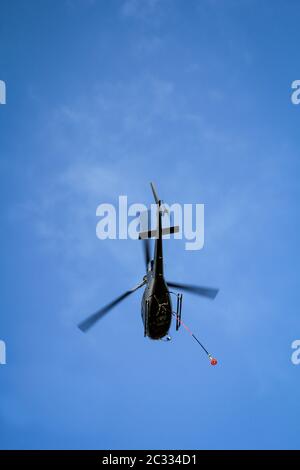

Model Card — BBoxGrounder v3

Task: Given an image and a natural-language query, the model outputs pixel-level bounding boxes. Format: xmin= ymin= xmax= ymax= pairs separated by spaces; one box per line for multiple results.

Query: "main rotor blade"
xmin=143 ymin=238 xmax=151 ymax=270
xmin=78 ymin=280 xmax=146 ymax=332
xmin=167 ymin=281 xmax=219 ymax=300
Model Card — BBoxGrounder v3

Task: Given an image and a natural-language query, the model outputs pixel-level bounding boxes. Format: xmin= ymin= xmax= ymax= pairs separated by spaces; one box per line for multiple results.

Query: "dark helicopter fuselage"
xmin=141 ymin=202 xmax=173 ymax=340
xmin=141 ymin=271 xmax=172 ymax=339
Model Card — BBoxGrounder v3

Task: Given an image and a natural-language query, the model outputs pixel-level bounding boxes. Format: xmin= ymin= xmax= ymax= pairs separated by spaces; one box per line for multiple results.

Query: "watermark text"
xmin=291 ymin=340 xmax=300 ymax=365
xmin=0 ymin=80 xmax=6 ymax=105
xmin=291 ymin=80 xmax=300 ymax=105
xmin=96 ymin=197 xmax=204 ymax=251
xmin=0 ymin=340 xmax=6 ymax=365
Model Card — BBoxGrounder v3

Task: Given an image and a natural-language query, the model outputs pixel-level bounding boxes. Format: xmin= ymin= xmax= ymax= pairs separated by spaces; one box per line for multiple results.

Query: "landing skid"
xmin=169 ymin=291 xmax=183 ymax=331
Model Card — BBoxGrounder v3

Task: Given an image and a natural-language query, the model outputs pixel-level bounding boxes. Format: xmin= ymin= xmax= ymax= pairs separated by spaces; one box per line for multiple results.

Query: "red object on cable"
xmin=210 ymin=358 xmax=218 ymax=366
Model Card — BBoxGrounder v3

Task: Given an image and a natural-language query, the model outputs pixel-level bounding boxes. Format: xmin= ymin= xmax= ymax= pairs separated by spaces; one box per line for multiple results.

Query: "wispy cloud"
xmin=121 ymin=0 xmax=161 ymax=20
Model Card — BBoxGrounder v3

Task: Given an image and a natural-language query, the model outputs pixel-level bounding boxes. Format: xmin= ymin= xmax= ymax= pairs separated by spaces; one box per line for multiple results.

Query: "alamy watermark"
xmin=96 ymin=196 xmax=204 ymax=250
xmin=0 ymin=80 xmax=6 ymax=104
xmin=0 ymin=340 xmax=6 ymax=365
xmin=291 ymin=340 xmax=300 ymax=365
xmin=291 ymin=80 xmax=300 ymax=105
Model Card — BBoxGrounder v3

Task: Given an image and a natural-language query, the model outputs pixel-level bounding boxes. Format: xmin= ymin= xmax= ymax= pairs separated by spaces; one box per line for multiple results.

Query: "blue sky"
xmin=0 ymin=0 xmax=300 ymax=450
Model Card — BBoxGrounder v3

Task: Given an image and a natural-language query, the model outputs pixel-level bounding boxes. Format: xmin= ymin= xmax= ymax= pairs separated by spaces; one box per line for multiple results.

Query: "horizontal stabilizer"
xmin=139 ymin=225 xmax=179 ymax=240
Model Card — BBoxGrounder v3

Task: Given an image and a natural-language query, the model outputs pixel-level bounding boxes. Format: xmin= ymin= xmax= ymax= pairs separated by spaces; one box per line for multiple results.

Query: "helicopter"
xmin=78 ymin=183 xmax=219 ymax=365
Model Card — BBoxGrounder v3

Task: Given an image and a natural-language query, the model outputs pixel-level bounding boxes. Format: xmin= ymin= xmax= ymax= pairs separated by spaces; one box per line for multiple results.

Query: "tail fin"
xmin=150 ymin=182 xmax=160 ymax=205
xmin=139 ymin=185 xmax=179 ymax=239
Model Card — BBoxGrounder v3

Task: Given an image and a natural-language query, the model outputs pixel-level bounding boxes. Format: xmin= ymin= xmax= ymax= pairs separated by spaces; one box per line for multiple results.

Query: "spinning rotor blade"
xmin=78 ymin=280 xmax=146 ymax=332
xmin=167 ymin=281 xmax=219 ymax=300
xmin=143 ymin=238 xmax=151 ymax=270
